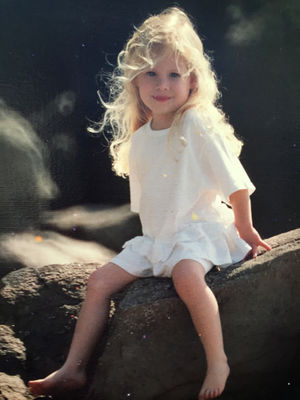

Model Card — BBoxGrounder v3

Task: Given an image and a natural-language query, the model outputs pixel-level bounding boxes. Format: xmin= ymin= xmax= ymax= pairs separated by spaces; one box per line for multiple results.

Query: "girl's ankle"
xmin=62 ymin=360 xmax=86 ymax=374
xmin=206 ymin=355 xmax=228 ymax=368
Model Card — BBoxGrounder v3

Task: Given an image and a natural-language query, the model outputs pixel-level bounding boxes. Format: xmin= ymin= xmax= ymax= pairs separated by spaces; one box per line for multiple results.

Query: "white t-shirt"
xmin=129 ymin=108 xmax=255 ymax=240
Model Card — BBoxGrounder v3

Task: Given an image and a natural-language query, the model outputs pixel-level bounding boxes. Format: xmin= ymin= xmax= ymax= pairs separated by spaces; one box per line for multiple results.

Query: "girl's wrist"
xmin=234 ymin=221 xmax=253 ymax=233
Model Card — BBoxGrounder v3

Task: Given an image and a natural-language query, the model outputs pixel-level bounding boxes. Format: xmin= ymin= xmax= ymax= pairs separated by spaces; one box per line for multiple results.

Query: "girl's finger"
xmin=252 ymin=245 xmax=258 ymax=258
xmin=260 ymin=240 xmax=272 ymax=251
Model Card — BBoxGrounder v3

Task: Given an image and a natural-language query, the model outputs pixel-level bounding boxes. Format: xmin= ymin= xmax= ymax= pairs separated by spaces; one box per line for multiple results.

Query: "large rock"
xmin=0 ymin=229 xmax=116 ymax=278
xmin=0 ymin=325 xmax=26 ymax=376
xmin=87 ymin=229 xmax=300 ymax=400
xmin=0 ymin=230 xmax=299 ymax=399
xmin=42 ymin=203 xmax=142 ymax=252
xmin=0 ymin=100 xmax=58 ymax=235
xmin=0 ymin=203 xmax=137 ymax=277
xmin=0 ymin=373 xmax=33 ymax=400
xmin=0 ymin=263 xmax=100 ymax=381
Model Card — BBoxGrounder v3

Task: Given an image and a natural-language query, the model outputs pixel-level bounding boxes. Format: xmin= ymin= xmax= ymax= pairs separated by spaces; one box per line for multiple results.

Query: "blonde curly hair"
xmin=91 ymin=7 xmax=243 ymax=177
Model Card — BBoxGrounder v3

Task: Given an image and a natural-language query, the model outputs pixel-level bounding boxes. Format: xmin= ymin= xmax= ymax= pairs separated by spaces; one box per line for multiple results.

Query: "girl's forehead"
xmin=150 ymin=50 xmax=188 ymax=70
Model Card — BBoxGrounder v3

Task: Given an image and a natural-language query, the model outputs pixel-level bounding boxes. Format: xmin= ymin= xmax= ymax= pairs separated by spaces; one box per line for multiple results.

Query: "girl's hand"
xmin=236 ymin=224 xmax=272 ymax=259
xmin=229 ymin=190 xmax=271 ymax=259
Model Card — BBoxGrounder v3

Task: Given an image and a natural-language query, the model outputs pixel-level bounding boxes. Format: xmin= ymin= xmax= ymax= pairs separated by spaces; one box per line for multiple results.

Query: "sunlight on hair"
xmin=90 ymin=7 xmax=243 ymax=178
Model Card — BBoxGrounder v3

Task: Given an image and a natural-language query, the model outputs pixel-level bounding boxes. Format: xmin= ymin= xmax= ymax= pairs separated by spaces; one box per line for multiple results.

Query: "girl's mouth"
xmin=153 ymin=96 xmax=171 ymax=102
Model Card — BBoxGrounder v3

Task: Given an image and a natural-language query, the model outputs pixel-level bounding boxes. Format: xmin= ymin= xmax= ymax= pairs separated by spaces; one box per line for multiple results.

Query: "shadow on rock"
xmin=0 ymin=229 xmax=299 ymax=400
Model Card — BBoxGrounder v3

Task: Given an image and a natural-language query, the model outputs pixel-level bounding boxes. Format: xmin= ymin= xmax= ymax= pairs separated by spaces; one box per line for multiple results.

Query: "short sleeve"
xmin=202 ymin=132 xmax=256 ymax=202
xmin=129 ymin=145 xmax=141 ymax=213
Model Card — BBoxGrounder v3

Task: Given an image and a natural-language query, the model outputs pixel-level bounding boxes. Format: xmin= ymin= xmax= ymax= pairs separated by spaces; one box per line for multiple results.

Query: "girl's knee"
xmin=172 ymin=259 xmax=207 ymax=293
xmin=172 ymin=259 xmax=206 ymax=281
xmin=87 ymin=263 xmax=114 ymax=296
xmin=87 ymin=262 xmax=137 ymax=297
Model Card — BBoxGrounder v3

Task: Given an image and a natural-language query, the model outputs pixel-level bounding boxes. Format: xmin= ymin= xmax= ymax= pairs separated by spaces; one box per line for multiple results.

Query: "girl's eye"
xmin=146 ymin=71 xmax=156 ymax=77
xmin=170 ymin=72 xmax=181 ymax=78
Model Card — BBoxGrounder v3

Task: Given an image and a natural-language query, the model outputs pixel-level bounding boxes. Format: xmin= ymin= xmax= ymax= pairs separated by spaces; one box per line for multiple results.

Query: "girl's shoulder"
xmin=181 ymin=108 xmax=230 ymax=153
xmin=181 ymin=108 xmax=215 ymax=140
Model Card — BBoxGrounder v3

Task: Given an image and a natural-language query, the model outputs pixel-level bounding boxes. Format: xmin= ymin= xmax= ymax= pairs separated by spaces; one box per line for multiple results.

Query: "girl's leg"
xmin=28 ymin=262 xmax=138 ymax=395
xmin=172 ymin=259 xmax=230 ymax=400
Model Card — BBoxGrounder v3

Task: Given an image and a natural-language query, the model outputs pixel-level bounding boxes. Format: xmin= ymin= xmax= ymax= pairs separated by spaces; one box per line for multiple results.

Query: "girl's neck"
xmin=150 ymin=114 xmax=174 ymax=130
xmin=151 ymin=112 xmax=175 ymax=131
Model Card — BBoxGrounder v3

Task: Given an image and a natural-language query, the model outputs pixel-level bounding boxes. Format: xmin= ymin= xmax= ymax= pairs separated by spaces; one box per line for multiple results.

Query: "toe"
xmin=213 ymin=388 xmax=222 ymax=398
xmin=199 ymin=386 xmax=221 ymax=400
xmin=210 ymin=389 xmax=219 ymax=399
xmin=209 ymin=390 xmax=215 ymax=399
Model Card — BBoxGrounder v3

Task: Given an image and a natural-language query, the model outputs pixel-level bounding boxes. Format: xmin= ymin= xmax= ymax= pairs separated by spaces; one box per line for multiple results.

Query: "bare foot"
xmin=198 ymin=361 xmax=230 ymax=399
xmin=28 ymin=367 xmax=86 ymax=396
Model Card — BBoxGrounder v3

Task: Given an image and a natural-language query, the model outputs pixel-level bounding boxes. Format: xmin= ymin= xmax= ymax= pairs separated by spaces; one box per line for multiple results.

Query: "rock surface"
xmin=0 ymin=228 xmax=116 ymax=278
xmin=0 ymin=229 xmax=299 ymax=400
xmin=0 ymin=203 xmax=136 ymax=278
xmin=87 ymin=229 xmax=300 ymax=400
xmin=0 ymin=263 xmax=100 ymax=382
xmin=0 ymin=373 xmax=33 ymax=400
xmin=0 ymin=325 xmax=26 ymax=376
xmin=42 ymin=203 xmax=142 ymax=252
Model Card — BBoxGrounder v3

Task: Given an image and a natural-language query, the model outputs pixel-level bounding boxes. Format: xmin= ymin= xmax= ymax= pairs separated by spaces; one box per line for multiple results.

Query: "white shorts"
xmin=110 ymin=221 xmax=251 ymax=278
xmin=111 ymin=240 xmax=213 ymax=278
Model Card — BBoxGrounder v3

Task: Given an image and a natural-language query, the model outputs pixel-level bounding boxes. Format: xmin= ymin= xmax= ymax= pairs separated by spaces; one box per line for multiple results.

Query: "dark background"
xmin=0 ymin=0 xmax=299 ymax=238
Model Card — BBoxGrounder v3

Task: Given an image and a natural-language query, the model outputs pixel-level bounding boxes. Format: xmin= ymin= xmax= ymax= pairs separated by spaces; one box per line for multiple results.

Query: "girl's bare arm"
xmin=229 ymin=189 xmax=271 ymax=258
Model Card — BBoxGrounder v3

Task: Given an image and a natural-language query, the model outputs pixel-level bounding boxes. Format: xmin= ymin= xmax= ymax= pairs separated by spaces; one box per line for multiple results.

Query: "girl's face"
xmin=134 ymin=52 xmax=194 ymax=130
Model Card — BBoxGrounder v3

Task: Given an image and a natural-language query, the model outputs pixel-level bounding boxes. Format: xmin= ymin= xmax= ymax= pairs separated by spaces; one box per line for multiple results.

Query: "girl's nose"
xmin=156 ymin=76 xmax=169 ymax=90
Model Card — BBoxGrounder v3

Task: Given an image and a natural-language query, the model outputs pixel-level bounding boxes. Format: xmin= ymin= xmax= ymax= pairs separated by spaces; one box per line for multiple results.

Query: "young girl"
xmin=29 ymin=7 xmax=271 ymax=399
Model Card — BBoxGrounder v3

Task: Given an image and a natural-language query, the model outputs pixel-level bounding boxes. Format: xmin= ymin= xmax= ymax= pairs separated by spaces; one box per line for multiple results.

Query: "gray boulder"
xmin=42 ymin=203 xmax=142 ymax=252
xmin=87 ymin=229 xmax=300 ymax=400
xmin=0 ymin=203 xmax=137 ymax=278
xmin=0 ymin=325 xmax=26 ymax=376
xmin=0 ymin=100 xmax=58 ymax=235
xmin=0 ymin=372 xmax=33 ymax=400
xmin=0 ymin=263 xmax=100 ymax=381
xmin=0 ymin=228 xmax=116 ymax=278
xmin=0 ymin=229 xmax=299 ymax=400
